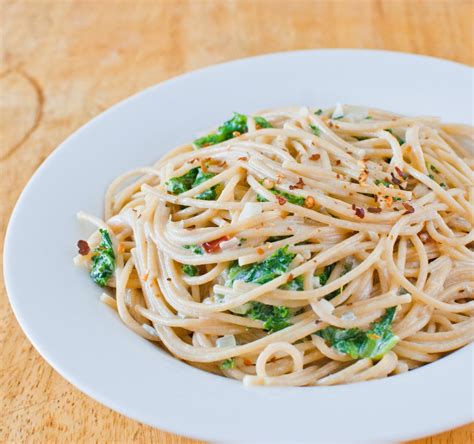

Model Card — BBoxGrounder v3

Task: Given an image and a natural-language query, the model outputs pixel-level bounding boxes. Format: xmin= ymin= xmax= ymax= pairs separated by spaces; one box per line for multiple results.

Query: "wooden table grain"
xmin=1 ymin=1 xmax=472 ymax=442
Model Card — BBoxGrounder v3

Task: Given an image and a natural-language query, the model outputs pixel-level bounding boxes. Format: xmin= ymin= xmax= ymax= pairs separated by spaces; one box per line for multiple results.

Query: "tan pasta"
xmin=74 ymin=105 xmax=474 ymax=386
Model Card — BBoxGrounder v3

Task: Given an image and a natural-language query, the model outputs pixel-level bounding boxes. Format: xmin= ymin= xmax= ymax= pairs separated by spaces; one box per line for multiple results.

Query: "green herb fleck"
xmin=317 ymin=263 xmax=335 ymax=287
xmin=182 ymin=264 xmax=199 ymax=276
xmin=315 ymin=307 xmax=398 ymax=360
xmin=90 ymin=229 xmax=115 ymax=287
xmin=310 ymin=124 xmax=321 ymax=136
xmin=184 ymin=244 xmax=204 ymax=255
xmin=314 ymin=109 xmax=323 ymax=115
xmin=220 ymin=358 xmax=235 ymax=370
xmin=257 ymin=188 xmax=305 ymax=206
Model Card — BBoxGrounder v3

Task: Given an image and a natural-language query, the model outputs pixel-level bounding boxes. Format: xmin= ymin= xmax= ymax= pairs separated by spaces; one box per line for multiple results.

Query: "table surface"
xmin=1 ymin=1 xmax=473 ymax=442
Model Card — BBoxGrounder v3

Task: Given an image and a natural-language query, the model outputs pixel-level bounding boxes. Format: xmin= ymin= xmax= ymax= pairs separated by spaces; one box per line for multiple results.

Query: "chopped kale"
xmin=374 ymin=179 xmax=391 ymax=187
xmin=181 ymin=264 xmax=199 ymax=276
xmin=219 ymin=358 xmax=236 ymax=370
xmin=193 ymin=112 xmax=272 ymax=147
xmin=248 ymin=302 xmax=291 ymax=332
xmin=167 ymin=167 xmax=218 ymax=200
xmin=90 ymin=229 xmax=115 ymax=287
xmin=316 ymin=307 xmax=399 ymax=360
xmin=310 ymin=124 xmax=321 ymax=136
xmin=281 ymin=275 xmax=304 ymax=291
xmin=324 ymin=262 xmax=352 ymax=300
xmin=226 ymin=246 xmax=295 ymax=286
xmin=257 ymin=188 xmax=305 ymax=206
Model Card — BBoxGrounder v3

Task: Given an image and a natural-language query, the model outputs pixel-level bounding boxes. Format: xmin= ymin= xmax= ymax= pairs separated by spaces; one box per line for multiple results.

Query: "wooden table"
xmin=1 ymin=1 xmax=472 ymax=442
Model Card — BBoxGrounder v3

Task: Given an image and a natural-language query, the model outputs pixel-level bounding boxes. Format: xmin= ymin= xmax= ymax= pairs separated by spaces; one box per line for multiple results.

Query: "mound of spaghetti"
xmin=75 ymin=105 xmax=474 ymax=386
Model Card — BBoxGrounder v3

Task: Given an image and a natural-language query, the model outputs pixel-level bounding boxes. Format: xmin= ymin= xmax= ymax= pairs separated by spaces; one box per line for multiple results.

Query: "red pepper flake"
xmin=238 ymin=156 xmax=248 ymax=161
xmin=77 ymin=240 xmax=90 ymax=255
xmin=395 ymin=166 xmax=407 ymax=179
xmin=200 ymin=160 xmax=208 ymax=173
xmin=287 ymin=274 xmax=294 ymax=283
xmin=310 ymin=154 xmax=320 ymax=161
xmin=351 ymin=203 xmax=356 ymax=211
xmin=354 ymin=207 xmax=365 ymax=219
xmin=367 ymin=207 xmax=382 ymax=213
xmin=289 ymin=177 xmax=305 ymax=190
xmin=243 ymin=358 xmax=252 ymax=366
xmin=402 ymin=202 xmax=415 ymax=215
xmin=390 ymin=172 xmax=402 ymax=185
xmin=202 ymin=236 xmax=230 ymax=253
xmin=276 ymin=195 xmax=287 ymax=205
xmin=256 ymin=247 xmax=265 ymax=255
xmin=335 ymin=160 xmax=341 ymax=166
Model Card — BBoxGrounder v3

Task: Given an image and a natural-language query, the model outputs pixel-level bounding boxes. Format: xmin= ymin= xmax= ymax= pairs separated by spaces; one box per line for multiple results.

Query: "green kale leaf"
xmin=248 ymin=302 xmax=291 ymax=332
xmin=194 ymin=112 xmax=272 ymax=147
xmin=181 ymin=264 xmax=199 ymax=276
xmin=167 ymin=167 xmax=218 ymax=200
xmin=226 ymin=246 xmax=296 ymax=287
xmin=316 ymin=307 xmax=399 ymax=360
xmin=257 ymin=188 xmax=305 ymax=206
xmin=90 ymin=229 xmax=115 ymax=287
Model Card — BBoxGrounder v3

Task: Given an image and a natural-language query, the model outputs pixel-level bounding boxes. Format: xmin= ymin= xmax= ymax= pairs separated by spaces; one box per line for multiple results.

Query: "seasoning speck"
xmin=289 ymin=177 xmax=305 ymax=190
xmin=402 ymin=202 xmax=415 ymax=214
xmin=77 ymin=240 xmax=90 ymax=256
xmin=367 ymin=207 xmax=382 ymax=213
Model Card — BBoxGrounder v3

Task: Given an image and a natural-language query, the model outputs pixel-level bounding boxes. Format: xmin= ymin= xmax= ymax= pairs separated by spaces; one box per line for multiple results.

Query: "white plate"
xmin=4 ymin=49 xmax=473 ymax=442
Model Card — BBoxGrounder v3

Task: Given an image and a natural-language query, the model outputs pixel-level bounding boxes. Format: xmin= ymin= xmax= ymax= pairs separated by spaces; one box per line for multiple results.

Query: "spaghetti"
xmin=75 ymin=105 xmax=474 ymax=386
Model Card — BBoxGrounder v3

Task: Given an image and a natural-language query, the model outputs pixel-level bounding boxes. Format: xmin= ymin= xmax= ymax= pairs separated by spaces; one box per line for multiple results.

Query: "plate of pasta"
xmin=4 ymin=49 xmax=473 ymax=442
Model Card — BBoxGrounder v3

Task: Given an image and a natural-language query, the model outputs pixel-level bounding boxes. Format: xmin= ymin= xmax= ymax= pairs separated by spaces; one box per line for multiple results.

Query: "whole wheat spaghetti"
xmin=75 ymin=105 xmax=474 ymax=386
